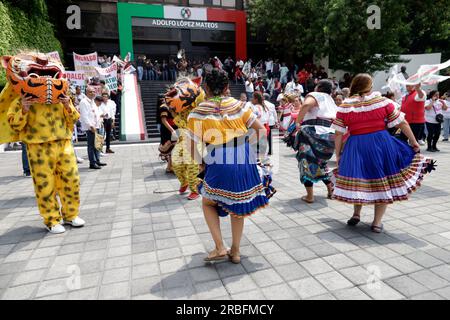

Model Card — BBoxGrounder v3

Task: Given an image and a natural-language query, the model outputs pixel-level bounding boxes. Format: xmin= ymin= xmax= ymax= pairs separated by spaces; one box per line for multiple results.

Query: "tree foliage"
xmin=0 ymin=0 xmax=63 ymax=87
xmin=249 ymin=0 xmax=449 ymax=74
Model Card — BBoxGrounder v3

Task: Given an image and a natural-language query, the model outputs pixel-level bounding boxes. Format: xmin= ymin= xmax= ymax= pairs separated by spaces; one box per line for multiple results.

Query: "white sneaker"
xmin=63 ymin=216 xmax=85 ymax=227
xmin=76 ymin=157 xmax=84 ymax=164
xmin=47 ymin=223 xmax=66 ymax=234
xmin=418 ymin=140 xmax=425 ymax=146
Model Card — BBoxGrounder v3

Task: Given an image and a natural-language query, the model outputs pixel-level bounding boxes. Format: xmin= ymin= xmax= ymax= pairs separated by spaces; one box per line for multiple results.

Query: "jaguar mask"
xmin=1 ymin=51 xmax=68 ymax=105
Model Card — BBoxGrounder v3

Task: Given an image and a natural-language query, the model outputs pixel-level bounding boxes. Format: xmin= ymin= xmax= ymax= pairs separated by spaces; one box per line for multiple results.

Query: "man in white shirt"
xmin=74 ymin=86 xmax=86 ymax=107
xmin=285 ymin=78 xmax=304 ymax=96
xmin=279 ymin=63 xmax=289 ymax=86
xmin=265 ymin=58 xmax=273 ymax=79
xmin=100 ymin=92 xmax=117 ymax=153
xmin=245 ymin=78 xmax=255 ymax=100
xmin=79 ymin=87 xmax=107 ymax=169
xmin=263 ymin=93 xmax=278 ymax=155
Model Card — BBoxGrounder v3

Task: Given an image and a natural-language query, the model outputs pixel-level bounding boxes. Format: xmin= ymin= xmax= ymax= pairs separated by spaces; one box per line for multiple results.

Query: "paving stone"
xmin=102 ymin=267 xmax=131 ymax=285
xmin=231 ymin=289 xmax=266 ymax=300
xmin=67 ymin=287 xmax=98 ymax=300
xmin=384 ymin=256 xmax=423 ymax=274
xmin=359 ymin=282 xmax=405 ymax=300
xmin=315 ymin=271 xmax=354 ymax=291
xmin=333 ymin=287 xmax=371 ymax=300
xmin=409 ymin=270 xmax=449 ymax=290
xmin=385 ymin=275 xmax=429 ymax=297
xmin=223 ymin=274 xmax=258 ymax=294
xmin=249 ymin=268 xmax=284 ymax=288
xmin=434 ymin=286 xmax=450 ymax=299
xmin=289 ymin=277 xmax=328 ymax=299
xmin=195 ymin=280 xmax=228 ymax=299
xmin=1 ymin=283 xmax=38 ymax=300
xmin=261 ymin=283 xmax=299 ymax=300
xmin=300 ymin=258 xmax=334 ymax=276
xmin=189 ymin=266 xmax=220 ymax=283
xmin=324 ymin=253 xmax=357 ymax=269
xmin=287 ymin=247 xmax=318 ymax=262
xmin=274 ymin=263 xmax=309 ymax=282
xmin=99 ymin=281 xmax=130 ymax=300
xmin=11 ymin=269 xmax=46 ymax=286
xmin=411 ymin=292 xmax=444 ymax=300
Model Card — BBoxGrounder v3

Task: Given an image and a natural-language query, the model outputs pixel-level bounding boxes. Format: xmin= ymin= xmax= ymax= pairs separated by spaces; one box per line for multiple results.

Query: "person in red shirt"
xmin=297 ymin=68 xmax=310 ymax=87
xmin=400 ymin=84 xmax=426 ymax=143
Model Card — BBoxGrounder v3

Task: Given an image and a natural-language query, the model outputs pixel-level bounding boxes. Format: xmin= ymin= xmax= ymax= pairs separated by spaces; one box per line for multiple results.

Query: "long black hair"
xmin=204 ymin=68 xmax=229 ymax=96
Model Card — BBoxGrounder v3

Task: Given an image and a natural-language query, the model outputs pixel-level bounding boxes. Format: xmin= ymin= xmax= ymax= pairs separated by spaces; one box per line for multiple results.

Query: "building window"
xmin=189 ymin=0 xmax=205 ymax=5
xmin=221 ymin=0 xmax=236 ymax=7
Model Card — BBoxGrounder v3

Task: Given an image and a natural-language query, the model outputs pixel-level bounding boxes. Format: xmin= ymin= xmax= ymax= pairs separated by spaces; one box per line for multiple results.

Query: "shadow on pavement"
xmin=0 ymin=226 xmax=46 ymax=251
xmin=149 ymin=252 xmax=266 ymax=299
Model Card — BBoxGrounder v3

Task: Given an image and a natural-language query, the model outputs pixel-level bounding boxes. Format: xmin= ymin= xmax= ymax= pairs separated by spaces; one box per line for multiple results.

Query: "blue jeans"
xmin=162 ymin=70 xmax=169 ymax=81
xmin=137 ymin=66 xmax=144 ymax=81
xmin=147 ymin=70 xmax=155 ymax=80
xmin=443 ymin=118 xmax=450 ymax=140
xmin=21 ymin=142 xmax=30 ymax=174
xmin=170 ymin=69 xmax=177 ymax=81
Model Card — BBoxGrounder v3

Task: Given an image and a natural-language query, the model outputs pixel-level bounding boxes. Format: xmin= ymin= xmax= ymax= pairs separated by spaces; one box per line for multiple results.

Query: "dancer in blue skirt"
xmin=187 ymin=68 xmax=274 ymax=263
xmin=331 ymin=74 xmax=434 ymax=233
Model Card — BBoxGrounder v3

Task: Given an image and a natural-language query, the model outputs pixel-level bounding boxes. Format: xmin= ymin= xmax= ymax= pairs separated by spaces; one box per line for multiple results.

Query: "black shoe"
xmin=426 ymin=148 xmax=436 ymax=152
xmin=96 ymin=162 xmax=107 ymax=166
xmin=433 ymin=147 xmax=440 ymax=152
xmin=89 ymin=164 xmax=101 ymax=169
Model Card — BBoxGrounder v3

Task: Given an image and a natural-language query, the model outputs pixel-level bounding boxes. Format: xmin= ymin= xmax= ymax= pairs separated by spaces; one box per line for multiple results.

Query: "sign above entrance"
xmin=132 ymin=17 xmax=235 ymax=31
xmin=164 ymin=6 xmax=207 ymax=21
xmin=118 ymin=3 xmax=247 ymax=60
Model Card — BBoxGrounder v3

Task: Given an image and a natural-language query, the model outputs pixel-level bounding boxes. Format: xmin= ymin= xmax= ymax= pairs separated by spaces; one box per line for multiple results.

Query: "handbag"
xmin=94 ymin=132 xmax=104 ymax=151
xmin=433 ymin=105 xmax=444 ymax=123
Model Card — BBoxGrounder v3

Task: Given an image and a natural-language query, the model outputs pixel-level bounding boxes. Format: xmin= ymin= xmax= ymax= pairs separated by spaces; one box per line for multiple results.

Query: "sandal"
xmin=371 ymin=224 xmax=384 ymax=234
xmin=347 ymin=215 xmax=360 ymax=226
xmin=227 ymin=250 xmax=241 ymax=264
xmin=301 ymin=196 xmax=314 ymax=204
xmin=204 ymin=249 xmax=228 ymax=262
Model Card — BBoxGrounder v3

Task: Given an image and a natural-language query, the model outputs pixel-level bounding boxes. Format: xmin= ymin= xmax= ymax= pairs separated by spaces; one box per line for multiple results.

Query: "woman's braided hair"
xmin=204 ymin=68 xmax=229 ymax=97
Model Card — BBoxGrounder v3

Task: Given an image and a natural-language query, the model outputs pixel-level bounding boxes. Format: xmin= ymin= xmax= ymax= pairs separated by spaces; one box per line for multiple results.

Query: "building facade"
xmin=56 ymin=0 xmax=250 ymax=65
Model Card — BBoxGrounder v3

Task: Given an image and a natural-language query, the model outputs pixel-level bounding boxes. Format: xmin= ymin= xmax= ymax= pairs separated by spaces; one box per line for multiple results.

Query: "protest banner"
xmin=47 ymin=51 xmax=61 ymax=63
xmin=73 ymin=52 xmax=99 ymax=79
xmin=65 ymin=71 xmax=87 ymax=92
xmin=96 ymin=63 xmax=118 ymax=92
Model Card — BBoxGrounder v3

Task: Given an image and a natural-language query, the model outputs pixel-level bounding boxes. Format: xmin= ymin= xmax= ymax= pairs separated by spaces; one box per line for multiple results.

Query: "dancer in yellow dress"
xmin=0 ymin=51 xmax=85 ymax=234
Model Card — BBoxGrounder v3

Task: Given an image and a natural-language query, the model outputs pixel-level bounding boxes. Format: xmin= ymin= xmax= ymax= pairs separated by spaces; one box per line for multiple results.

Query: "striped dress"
xmin=330 ymin=92 xmax=432 ymax=204
xmin=187 ymin=96 xmax=272 ymax=217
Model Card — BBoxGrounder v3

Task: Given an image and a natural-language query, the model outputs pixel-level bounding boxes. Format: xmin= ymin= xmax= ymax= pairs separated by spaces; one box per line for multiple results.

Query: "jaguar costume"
xmin=164 ymin=77 xmax=205 ymax=200
xmin=0 ymin=51 xmax=84 ymax=233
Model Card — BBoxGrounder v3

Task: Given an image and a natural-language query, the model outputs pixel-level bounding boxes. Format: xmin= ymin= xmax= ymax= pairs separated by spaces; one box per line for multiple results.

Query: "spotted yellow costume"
xmin=172 ymin=109 xmax=201 ymax=193
xmin=164 ymin=77 xmax=205 ymax=194
xmin=0 ymin=52 xmax=80 ymax=228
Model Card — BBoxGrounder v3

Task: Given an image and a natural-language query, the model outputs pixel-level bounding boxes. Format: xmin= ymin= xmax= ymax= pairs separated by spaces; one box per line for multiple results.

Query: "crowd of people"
xmin=154 ymin=64 xmax=438 ymax=263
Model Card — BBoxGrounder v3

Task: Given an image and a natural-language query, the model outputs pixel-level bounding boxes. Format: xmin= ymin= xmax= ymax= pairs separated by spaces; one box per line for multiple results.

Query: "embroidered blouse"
xmin=187 ymin=97 xmax=257 ymax=145
xmin=331 ymin=92 xmax=404 ymax=135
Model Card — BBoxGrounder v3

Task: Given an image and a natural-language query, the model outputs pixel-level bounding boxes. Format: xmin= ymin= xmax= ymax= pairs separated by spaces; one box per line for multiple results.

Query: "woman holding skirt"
xmin=187 ymin=68 xmax=273 ymax=263
xmin=331 ymin=74 xmax=434 ymax=233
